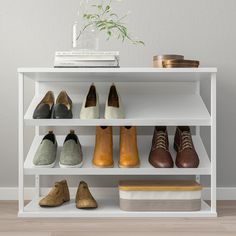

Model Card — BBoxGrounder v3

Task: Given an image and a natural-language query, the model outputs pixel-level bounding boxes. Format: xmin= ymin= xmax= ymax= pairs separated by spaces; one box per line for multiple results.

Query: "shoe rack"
xmin=18 ymin=67 xmax=217 ymax=217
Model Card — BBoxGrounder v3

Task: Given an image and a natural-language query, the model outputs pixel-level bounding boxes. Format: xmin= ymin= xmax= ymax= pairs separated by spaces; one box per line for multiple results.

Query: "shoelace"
xmin=180 ymin=131 xmax=193 ymax=151
xmin=152 ymin=131 xmax=167 ymax=150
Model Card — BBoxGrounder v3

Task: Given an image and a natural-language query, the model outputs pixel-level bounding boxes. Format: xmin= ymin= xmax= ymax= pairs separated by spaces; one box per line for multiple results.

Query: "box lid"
xmin=119 ymin=180 xmax=202 ymax=191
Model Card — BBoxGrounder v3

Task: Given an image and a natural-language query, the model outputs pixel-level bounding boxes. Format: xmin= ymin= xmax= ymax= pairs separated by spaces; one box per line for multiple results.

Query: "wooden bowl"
xmin=163 ymin=59 xmax=200 ymax=68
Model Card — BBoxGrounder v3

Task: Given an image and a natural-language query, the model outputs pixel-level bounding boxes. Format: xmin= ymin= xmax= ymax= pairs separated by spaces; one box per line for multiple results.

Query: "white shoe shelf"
xmin=18 ymin=67 xmax=217 ymax=218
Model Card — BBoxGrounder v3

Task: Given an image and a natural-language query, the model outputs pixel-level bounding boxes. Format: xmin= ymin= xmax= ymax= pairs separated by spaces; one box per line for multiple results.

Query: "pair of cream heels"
xmin=80 ymin=84 xmax=125 ymax=119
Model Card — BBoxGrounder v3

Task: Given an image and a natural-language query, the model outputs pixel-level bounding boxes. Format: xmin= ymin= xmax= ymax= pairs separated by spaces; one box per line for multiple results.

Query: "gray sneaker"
xmin=59 ymin=130 xmax=83 ymax=168
xmin=33 ymin=131 xmax=57 ymax=168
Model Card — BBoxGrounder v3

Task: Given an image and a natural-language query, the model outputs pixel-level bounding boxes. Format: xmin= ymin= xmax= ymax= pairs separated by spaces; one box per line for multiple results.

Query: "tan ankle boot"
xmin=92 ymin=126 xmax=113 ymax=168
xmin=119 ymin=126 xmax=140 ymax=168
xmin=39 ymin=180 xmax=70 ymax=207
xmin=75 ymin=181 xmax=97 ymax=209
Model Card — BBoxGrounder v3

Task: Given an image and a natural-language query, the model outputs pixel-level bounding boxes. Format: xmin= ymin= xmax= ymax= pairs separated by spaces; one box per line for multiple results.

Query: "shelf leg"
xmin=35 ymin=175 xmax=40 ymax=197
xmin=195 ymin=80 xmax=201 ymax=136
xmin=195 ymin=80 xmax=201 ymax=184
xmin=18 ymin=73 xmax=24 ymax=213
xmin=35 ymin=82 xmax=40 ymax=198
xmin=211 ymin=73 xmax=217 ymax=213
xmin=195 ymin=175 xmax=200 ymax=183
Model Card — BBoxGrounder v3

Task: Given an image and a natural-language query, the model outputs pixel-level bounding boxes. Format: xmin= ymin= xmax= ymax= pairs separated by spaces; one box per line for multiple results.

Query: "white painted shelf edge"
xmin=18 ymin=67 xmax=217 ymax=82
xmin=18 ymin=67 xmax=217 ymax=73
xmin=24 ymin=135 xmax=211 ymax=175
xmin=21 ymin=197 xmax=216 ymax=218
xmin=24 ymin=94 xmax=211 ymax=126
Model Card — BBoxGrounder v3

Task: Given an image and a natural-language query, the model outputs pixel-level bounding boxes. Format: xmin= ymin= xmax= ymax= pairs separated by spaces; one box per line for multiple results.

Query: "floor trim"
xmin=0 ymin=187 xmax=236 ymax=200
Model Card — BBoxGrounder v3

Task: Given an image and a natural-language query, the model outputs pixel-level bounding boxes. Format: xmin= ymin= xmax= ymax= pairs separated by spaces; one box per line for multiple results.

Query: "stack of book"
xmin=54 ymin=51 xmax=120 ymax=68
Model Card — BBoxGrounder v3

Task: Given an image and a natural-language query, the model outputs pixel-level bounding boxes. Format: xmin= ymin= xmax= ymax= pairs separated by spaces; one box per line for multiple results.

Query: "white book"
xmin=55 ymin=51 xmax=119 ymax=61
xmin=55 ymin=51 xmax=119 ymax=56
xmin=55 ymin=59 xmax=117 ymax=63
xmin=55 ymin=55 xmax=118 ymax=61
xmin=54 ymin=60 xmax=119 ymax=68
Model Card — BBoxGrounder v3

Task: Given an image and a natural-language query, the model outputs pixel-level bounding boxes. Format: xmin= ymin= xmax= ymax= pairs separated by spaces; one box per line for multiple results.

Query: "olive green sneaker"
xmin=33 ymin=131 xmax=57 ymax=168
xmin=59 ymin=130 xmax=83 ymax=168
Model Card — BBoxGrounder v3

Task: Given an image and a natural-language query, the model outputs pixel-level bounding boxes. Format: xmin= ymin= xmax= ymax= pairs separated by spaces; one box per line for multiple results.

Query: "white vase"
xmin=73 ymin=21 xmax=99 ymax=51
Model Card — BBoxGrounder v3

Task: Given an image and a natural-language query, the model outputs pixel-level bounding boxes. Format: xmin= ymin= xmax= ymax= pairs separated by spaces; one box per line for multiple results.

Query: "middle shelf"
xmin=24 ymin=94 xmax=211 ymax=126
xmin=24 ymin=135 xmax=211 ymax=175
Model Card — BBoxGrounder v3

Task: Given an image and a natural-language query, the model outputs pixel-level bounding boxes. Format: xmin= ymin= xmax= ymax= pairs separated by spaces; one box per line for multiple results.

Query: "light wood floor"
xmin=0 ymin=201 xmax=236 ymax=236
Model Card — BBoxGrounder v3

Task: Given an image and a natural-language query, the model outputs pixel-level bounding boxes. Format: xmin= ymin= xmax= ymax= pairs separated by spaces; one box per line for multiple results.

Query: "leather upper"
xmin=174 ymin=126 xmax=200 ymax=168
xmin=75 ymin=181 xmax=97 ymax=209
xmin=39 ymin=180 xmax=70 ymax=207
xmin=105 ymin=85 xmax=125 ymax=119
xmin=53 ymin=91 xmax=73 ymax=119
xmin=80 ymin=84 xmax=99 ymax=119
xmin=149 ymin=127 xmax=174 ymax=168
xmin=119 ymin=126 xmax=140 ymax=168
xmin=33 ymin=91 xmax=54 ymax=119
xmin=93 ymin=126 xmax=113 ymax=167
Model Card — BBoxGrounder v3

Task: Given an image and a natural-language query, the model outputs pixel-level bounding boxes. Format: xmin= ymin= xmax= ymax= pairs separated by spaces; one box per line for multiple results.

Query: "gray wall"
xmin=0 ymin=0 xmax=235 ymax=187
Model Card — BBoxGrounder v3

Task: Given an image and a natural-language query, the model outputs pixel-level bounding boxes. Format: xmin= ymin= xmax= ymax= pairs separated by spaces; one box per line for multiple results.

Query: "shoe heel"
xmin=63 ymin=194 xmax=70 ymax=202
xmin=62 ymin=181 xmax=70 ymax=202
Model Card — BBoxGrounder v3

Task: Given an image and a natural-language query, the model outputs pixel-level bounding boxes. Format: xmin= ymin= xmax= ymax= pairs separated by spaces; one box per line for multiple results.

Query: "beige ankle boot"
xmin=75 ymin=181 xmax=97 ymax=209
xmin=39 ymin=180 xmax=70 ymax=207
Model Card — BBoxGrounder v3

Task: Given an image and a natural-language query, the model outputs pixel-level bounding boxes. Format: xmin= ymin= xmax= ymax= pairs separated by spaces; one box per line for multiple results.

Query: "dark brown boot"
xmin=149 ymin=127 xmax=173 ymax=168
xmin=174 ymin=126 xmax=199 ymax=168
xmin=75 ymin=181 xmax=98 ymax=209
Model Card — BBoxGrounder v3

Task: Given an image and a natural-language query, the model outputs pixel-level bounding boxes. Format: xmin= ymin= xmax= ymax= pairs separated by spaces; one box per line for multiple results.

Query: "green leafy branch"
xmin=76 ymin=0 xmax=144 ymax=45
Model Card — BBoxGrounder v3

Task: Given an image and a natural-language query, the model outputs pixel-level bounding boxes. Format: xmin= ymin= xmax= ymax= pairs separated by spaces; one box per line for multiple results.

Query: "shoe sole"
xmin=118 ymin=163 xmax=140 ymax=168
xmin=39 ymin=199 xmax=70 ymax=208
xmin=33 ymin=160 xmax=56 ymax=168
xmin=92 ymin=164 xmax=114 ymax=168
xmin=76 ymin=206 xmax=98 ymax=209
xmin=148 ymin=159 xmax=174 ymax=168
xmin=59 ymin=162 xmax=83 ymax=168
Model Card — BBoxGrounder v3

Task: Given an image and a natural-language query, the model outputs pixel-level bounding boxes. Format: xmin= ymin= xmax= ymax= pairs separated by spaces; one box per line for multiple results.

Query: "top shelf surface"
xmin=18 ymin=67 xmax=217 ymax=82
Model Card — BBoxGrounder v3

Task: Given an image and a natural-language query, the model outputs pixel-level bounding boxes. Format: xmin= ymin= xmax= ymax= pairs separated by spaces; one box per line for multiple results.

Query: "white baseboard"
xmin=202 ymin=187 xmax=236 ymax=200
xmin=0 ymin=187 xmax=118 ymax=200
xmin=0 ymin=187 xmax=236 ymax=201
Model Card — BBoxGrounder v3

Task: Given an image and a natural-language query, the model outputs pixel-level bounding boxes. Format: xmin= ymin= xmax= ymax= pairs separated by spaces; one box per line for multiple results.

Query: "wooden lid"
xmin=153 ymin=55 xmax=184 ymax=61
xmin=119 ymin=180 xmax=202 ymax=191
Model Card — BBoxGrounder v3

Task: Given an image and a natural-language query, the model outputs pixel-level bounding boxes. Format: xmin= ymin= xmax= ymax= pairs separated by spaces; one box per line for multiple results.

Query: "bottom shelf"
xmin=20 ymin=197 xmax=216 ymax=218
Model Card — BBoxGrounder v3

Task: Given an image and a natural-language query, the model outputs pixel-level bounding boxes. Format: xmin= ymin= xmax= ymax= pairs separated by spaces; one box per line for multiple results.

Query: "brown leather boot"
xmin=119 ymin=126 xmax=140 ymax=168
xmin=174 ymin=126 xmax=200 ymax=168
xmin=39 ymin=180 xmax=70 ymax=207
xmin=75 ymin=181 xmax=98 ymax=209
xmin=149 ymin=127 xmax=174 ymax=168
xmin=92 ymin=126 xmax=113 ymax=168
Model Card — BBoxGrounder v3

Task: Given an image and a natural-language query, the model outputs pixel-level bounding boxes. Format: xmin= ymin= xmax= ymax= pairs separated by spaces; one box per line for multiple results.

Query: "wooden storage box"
xmin=119 ymin=180 xmax=202 ymax=212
